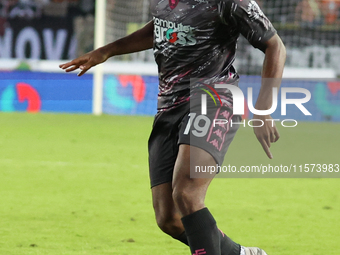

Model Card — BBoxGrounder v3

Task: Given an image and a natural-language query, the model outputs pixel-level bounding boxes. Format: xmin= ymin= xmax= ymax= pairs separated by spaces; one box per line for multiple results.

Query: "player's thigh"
xmin=172 ymin=97 xmax=240 ymax=213
xmin=173 ymin=144 xmax=216 ymax=187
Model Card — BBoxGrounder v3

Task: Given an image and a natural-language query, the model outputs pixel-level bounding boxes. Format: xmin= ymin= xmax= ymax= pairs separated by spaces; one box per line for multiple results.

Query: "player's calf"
xmin=152 ymin=182 xmax=186 ymax=239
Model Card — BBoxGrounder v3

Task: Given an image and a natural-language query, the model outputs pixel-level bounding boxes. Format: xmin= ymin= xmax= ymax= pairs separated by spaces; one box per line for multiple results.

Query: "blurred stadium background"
xmin=0 ymin=0 xmax=340 ymax=117
xmin=0 ymin=0 xmax=339 ymax=254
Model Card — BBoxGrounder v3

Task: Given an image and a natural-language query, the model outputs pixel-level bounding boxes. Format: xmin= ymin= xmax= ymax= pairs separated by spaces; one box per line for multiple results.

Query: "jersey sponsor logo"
xmin=153 ymin=17 xmax=197 ymax=46
xmin=169 ymin=0 xmax=179 ymax=9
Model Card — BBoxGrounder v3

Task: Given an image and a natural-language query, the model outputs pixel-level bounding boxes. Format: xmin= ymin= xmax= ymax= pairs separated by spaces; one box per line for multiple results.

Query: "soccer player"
xmin=60 ymin=0 xmax=286 ymax=254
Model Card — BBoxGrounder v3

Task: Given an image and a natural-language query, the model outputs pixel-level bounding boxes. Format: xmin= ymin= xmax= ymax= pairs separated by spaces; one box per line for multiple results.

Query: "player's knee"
xmin=155 ymin=214 xmax=183 ymax=237
xmin=172 ymin=184 xmax=205 ymax=215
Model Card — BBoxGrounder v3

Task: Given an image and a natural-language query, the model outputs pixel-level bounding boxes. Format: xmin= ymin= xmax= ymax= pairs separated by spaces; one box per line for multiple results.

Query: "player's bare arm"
xmin=59 ymin=20 xmax=154 ymax=76
xmin=253 ymin=34 xmax=286 ymax=159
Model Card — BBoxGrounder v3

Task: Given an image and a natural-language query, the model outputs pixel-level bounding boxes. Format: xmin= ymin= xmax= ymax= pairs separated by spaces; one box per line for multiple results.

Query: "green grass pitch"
xmin=0 ymin=112 xmax=339 ymax=255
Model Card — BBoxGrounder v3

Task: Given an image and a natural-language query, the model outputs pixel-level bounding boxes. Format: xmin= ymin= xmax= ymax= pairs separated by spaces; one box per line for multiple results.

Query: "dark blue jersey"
xmin=150 ymin=0 xmax=276 ymax=110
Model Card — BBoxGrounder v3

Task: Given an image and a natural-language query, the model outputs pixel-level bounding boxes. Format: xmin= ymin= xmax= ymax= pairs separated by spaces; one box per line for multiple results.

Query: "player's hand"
xmin=252 ymin=114 xmax=280 ymax=159
xmin=59 ymin=48 xmax=109 ymax=76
